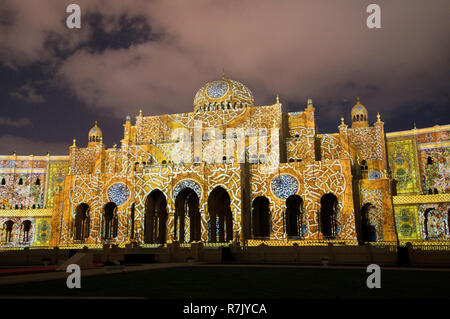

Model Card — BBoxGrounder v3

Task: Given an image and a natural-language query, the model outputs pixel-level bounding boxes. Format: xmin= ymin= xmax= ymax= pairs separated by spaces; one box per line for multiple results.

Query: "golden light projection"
xmin=0 ymin=75 xmax=448 ymax=249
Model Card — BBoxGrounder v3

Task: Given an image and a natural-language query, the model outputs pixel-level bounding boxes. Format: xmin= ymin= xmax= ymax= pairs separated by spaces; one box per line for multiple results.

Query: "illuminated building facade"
xmin=0 ymin=75 xmax=448 ymax=248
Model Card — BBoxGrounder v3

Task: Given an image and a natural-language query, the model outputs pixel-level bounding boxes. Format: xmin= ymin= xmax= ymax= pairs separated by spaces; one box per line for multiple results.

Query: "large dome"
xmin=193 ymin=74 xmax=254 ymax=112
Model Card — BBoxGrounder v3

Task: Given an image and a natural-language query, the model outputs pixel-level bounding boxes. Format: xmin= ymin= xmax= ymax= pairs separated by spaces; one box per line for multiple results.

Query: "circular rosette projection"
xmin=270 ymin=175 xmax=299 ymax=199
xmin=206 ymin=80 xmax=229 ymax=99
xmin=173 ymin=180 xmax=202 ymax=199
xmin=107 ymin=183 xmax=130 ymax=206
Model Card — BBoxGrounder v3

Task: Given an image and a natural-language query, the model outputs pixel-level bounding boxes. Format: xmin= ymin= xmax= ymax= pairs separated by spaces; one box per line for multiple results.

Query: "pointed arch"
xmin=208 ymin=186 xmax=232 ymax=242
xmin=3 ymin=220 xmax=14 ymax=243
xmin=319 ymin=193 xmax=339 ymax=239
xmin=286 ymin=195 xmax=304 ymax=237
xmin=144 ymin=189 xmax=167 ymax=244
xmin=103 ymin=202 xmax=118 ymax=240
xmin=252 ymin=196 xmax=271 ymax=238
xmin=174 ymin=188 xmax=200 ymax=242
xmin=22 ymin=220 xmax=32 ymax=242
xmin=74 ymin=203 xmax=90 ymax=240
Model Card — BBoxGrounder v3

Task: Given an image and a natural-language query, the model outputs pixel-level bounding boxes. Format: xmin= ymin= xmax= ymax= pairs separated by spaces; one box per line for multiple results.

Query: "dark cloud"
xmin=10 ymin=84 xmax=45 ymax=103
xmin=0 ymin=117 xmax=32 ymax=128
xmin=0 ymin=0 xmax=448 ymax=153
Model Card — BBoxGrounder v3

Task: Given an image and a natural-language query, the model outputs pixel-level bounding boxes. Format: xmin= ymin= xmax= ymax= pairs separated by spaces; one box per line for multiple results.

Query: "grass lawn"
xmin=1 ymin=266 xmax=449 ymax=299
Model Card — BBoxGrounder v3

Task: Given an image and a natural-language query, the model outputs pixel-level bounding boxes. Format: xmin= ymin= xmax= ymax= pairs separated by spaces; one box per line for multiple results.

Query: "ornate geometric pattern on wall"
xmin=320 ymin=134 xmax=342 ymax=160
xmin=361 ymin=188 xmax=384 ymax=240
xmin=0 ymin=217 xmax=35 ymax=247
xmin=394 ymin=205 xmax=420 ymax=240
xmin=270 ymin=175 xmax=298 ymax=199
xmin=418 ymin=203 xmax=449 ymax=240
xmin=0 ymin=173 xmax=45 ymax=208
xmin=387 ymin=138 xmax=420 ymax=195
xmin=173 ymin=180 xmax=202 ymax=199
xmin=45 ymin=160 xmax=69 ymax=208
xmin=349 ymin=126 xmax=383 ymax=161
xmin=33 ymin=218 xmax=51 ymax=246
xmin=107 ymin=183 xmax=130 ymax=206
xmin=418 ymin=148 xmax=449 ymax=194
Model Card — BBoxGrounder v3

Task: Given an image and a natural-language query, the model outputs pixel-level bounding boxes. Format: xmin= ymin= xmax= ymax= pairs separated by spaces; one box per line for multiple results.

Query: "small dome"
xmin=351 ymin=97 xmax=368 ymax=122
xmin=193 ymin=73 xmax=254 ymax=112
xmin=89 ymin=120 xmax=102 ymax=143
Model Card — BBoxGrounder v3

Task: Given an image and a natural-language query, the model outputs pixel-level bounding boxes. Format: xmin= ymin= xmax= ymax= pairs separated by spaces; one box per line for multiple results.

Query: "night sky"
xmin=0 ymin=0 xmax=449 ymax=155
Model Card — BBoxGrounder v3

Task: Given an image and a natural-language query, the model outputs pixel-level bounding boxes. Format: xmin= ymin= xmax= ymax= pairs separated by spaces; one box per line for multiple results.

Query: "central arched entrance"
xmin=208 ymin=186 xmax=232 ymax=242
xmin=285 ymin=195 xmax=303 ymax=237
xmin=174 ymin=188 xmax=200 ymax=242
xmin=103 ymin=202 xmax=118 ymax=240
xmin=319 ymin=193 xmax=339 ymax=239
xmin=144 ymin=189 xmax=167 ymax=244
xmin=74 ymin=203 xmax=90 ymax=240
xmin=252 ymin=196 xmax=271 ymax=238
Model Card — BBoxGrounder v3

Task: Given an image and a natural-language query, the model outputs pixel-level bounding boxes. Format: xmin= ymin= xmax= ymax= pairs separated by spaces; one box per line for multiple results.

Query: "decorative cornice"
xmin=386 ymin=124 xmax=450 ymax=138
xmin=393 ymin=193 xmax=450 ymax=205
xmin=0 ymin=209 xmax=53 ymax=217
xmin=417 ymin=141 xmax=450 ymax=150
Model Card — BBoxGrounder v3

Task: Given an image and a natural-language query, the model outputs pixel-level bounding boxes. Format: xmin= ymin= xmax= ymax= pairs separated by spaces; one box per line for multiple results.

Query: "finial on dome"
xmin=72 ymin=138 xmax=76 ymax=147
xmin=377 ymin=112 xmax=381 ymax=122
xmin=221 ymin=69 xmax=226 ymax=80
xmin=356 ymin=96 xmax=360 ymax=104
xmin=413 ymin=122 xmax=417 ymax=129
xmin=139 ymin=109 xmax=143 ymax=116
xmin=341 ymin=116 xmax=345 ymax=125
xmin=307 ymin=98 xmax=313 ymax=105
xmin=276 ymin=94 xmax=280 ymax=104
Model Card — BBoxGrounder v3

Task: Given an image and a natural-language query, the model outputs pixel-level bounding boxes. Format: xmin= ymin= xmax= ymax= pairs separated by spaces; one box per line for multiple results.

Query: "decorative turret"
xmin=88 ymin=120 xmax=102 ymax=143
xmin=351 ymin=97 xmax=369 ymax=128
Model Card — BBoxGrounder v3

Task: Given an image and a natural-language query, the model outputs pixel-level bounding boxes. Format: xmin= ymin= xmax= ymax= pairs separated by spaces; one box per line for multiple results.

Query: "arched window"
xmin=18 ymin=178 xmax=23 ymax=185
xmin=208 ymin=186 xmax=233 ymax=242
xmin=103 ymin=202 xmax=118 ymax=240
xmin=427 ymin=156 xmax=433 ymax=166
xmin=22 ymin=220 xmax=32 ymax=242
xmin=3 ymin=220 xmax=14 ymax=243
xmin=35 ymin=178 xmax=40 ymax=186
xmin=174 ymin=188 xmax=200 ymax=243
xmin=252 ymin=196 xmax=271 ymax=238
xmin=74 ymin=203 xmax=90 ymax=240
xmin=285 ymin=195 xmax=303 ymax=237
xmin=1 ymin=178 xmax=5 ymax=185
xmin=144 ymin=190 xmax=167 ymax=244
xmin=319 ymin=193 xmax=339 ymax=239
